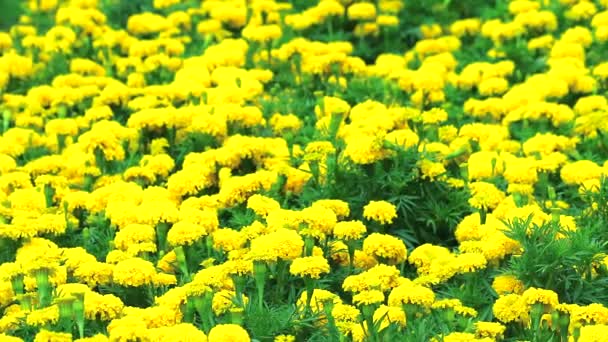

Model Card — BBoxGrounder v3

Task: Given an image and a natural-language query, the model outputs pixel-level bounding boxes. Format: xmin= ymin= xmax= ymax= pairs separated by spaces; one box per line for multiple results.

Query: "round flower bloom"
xmin=347 ymin=2 xmax=377 ymax=21
xmin=453 ymin=252 xmax=488 ymax=273
xmin=578 ymin=323 xmax=608 ymax=342
xmin=493 ymin=294 xmax=529 ymax=323
xmin=561 ymin=160 xmax=603 ymax=185
xmin=468 ymin=182 xmax=506 ymax=210
xmin=373 ymin=305 xmax=406 ymax=331
xmin=33 ymin=330 xmax=72 ymax=342
xmin=312 ymin=199 xmax=350 ymax=219
xmin=362 ymin=233 xmax=407 ymax=263
xmin=246 ymin=194 xmax=281 ymax=217
xmin=208 ymin=324 xmax=250 ymax=342
xmin=363 ymin=201 xmax=397 ymax=224
xmin=289 ymin=256 xmax=330 ymax=279
xmin=492 ymin=275 xmax=525 ymax=295
xmin=408 ymin=244 xmax=452 ymax=273
xmin=331 ymin=303 xmax=361 ymax=322
xmin=112 ymin=258 xmax=156 ymax=287
xmin=333 ymin=220 xmax=367 ymax=240
xmin=249 ymin=228 xmax=304 ymax=262
xmin=296 ymin=289 xmax=341 ymax=312
xmin=474 ymin=321 xmax=506 ymax=339
xmin=167 ymin=221 xmax=207 ymax=246
xmin=241 ymin=24 xmax=282 ymax=43
xmin=388 ymin=282 xmax=435 ymax=308
xmin=352 ymin=290 xmax=385 ymax=306
xmin=522 ymin=287 xmax=559 ymax=307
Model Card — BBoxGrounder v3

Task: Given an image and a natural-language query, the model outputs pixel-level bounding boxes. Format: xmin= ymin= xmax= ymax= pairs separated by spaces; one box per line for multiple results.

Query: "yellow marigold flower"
xmin=503 ymin=157 xmax=538 ymax=185
xmin=242 ymin=24 xmax=282 ymax=43
xmin=296 ymin=289 xmax=341 ymax=312
xmin=167 ymin=221 xmax=208 ymax=246
xmin=312 ymin=199 xmax=350 ymax=219
xmin=127 ymin=12 xmax=169 ymax=35
xmin=388 ymin=282 xmax=435 ymax=308
xmin=467 ymin=151 xmax=503 ymax=181
xmin=34 ymin=330 xmax=72 ymax=342
xmin=432 ymin=298 xmax=478 ymax=317
xmin=269 ymin=113 xmax=302 ymax=135
xmin=314 ymin=96 xmax=351 ymax=118
xmin=566 ymin=1 xmax=597 ymax=21
xmin=450 ymin=18 xmax=481 ymax=36
xmin=468 ymin=181 xmax=506 ymax=210
xmin=351 ymin=289 xmax=385 ymax=308
xmin=579 ymin=324 xmax=608 ymax=341
xmin=331 ymin=303 xmax=361 ymax=322
xmin=212 ymin=228 xmax=245 ymax=253
xmin=373 ymin=305 xmax=406 ymax=331
xmin=343 ymin=134 xmax=388 ymax=164
xmin=146 ymin=323 xmax=207 ymax=342
xmin=408 ymin=244 xmax=452 ymax=273
xmin=26 ymin=305 xmax=59 ymax=327
xmin=249 ymin=228 xmax=304 ymax=262
xmin=212 ymin=290 xmax=245 ymax=316
xmin=418 ymin=159 xmax=446 ymax=180
xmin=290 ymin=256 xmax=330 ymax=279
xmin=453 ymin=253 xmax=487 ymax=273
xmin=0 ymin=334 xmax=23 ymax=342
xmin=112 ymin=258 xmax=156 ymax=287
xmin=363 ymin=233 xmax=407 ymax=263
xmin=431 ymin=332 xmax=477 ymax=342
xmin=333 ymin=220 xmax=367 ymax=240
xmin=420 ymin=23 xmax=442 ymax=38
xmin=421 ymin=108 xmax=448 ymax=125
xmin=153 ymin=0 xmax=180 ymax=9
xmin=363 ymin=200 xmax=397 ymax=224
xmin=114 ymin=224 xmax=156 ymax=251
xmin=492 ymin=275 xmax=525 ymax=295
xmin=274 ymin=335 xmax=296 ymax=342
xmin=561 ymin=160 xmax=603 ymax=185
xmin=247 ymin=194 xmax=281 ymax=217
xmin=74 ymin=261 xmax=114 ymax=287
xmin=208 ymin=324 xmax=250 ymax=342
xmin=522 ymin=287 xmax=559 ymax=307
xmin=493 ymin=294 xmax=529 ymax=323
xmin=347 ymin=2 xmax=376 ymax=21
xmin=474 ymin=321 xmax=506 ymax=339
xmin=377 ymin=15 xmax=399 ymax=27
xmin=300 ymin=205 xmax=337 ymax=238
xmin=84 ymin=292 xmax=124 ymax=321
xmin=353 ymin=250 xmax=379 ymax=270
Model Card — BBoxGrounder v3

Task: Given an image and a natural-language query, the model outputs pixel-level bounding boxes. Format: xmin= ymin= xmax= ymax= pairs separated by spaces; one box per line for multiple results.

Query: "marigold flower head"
xmin=208 ymin=324 xmax=250 ymax=342
xmin=331 ymin=303 xmax=361 ymax=322
xmin=363 ymin=233 xmax=407 ymax=263
xmin=363 ymin=200 xmax=397 ymax=224
xmin=167 ymin=221 xmax=208 ymax=247
xmin=112 ymin=258 xmax=156 ymax=287
xmin=388 ymin=282 xmax=435 ymax=308
xmin=249 ymin=228 xmax=304 ymax=262
xmin=373 ymin=305 xmax=406 ymax=331
xmin=492 ymin=275 xmax=525 ymax=295
xmin=289 ymin=256 xmax=330 ymax=279
xmin=468 ymin=181 xmax=506 ymax=210
xmin=522 ymin=287 xmax=559 ymax=307
xmin=474 ymin=321 xmax=506 ymax=339
xmin=333 ymin=220 xmax=366 ymax=240
xmin=493 ymin=294 xmax=529 ymax=323
xmin=352 ymin=290 xmax=385 ymax=306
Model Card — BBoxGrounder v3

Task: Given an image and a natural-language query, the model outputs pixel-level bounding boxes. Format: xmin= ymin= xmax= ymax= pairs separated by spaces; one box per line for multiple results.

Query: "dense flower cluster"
xmin=1 ymin=0 xmax=608 ymax=341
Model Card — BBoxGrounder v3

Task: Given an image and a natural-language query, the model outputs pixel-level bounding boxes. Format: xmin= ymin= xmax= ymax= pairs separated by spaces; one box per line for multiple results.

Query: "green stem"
xmin=253 ymin=261 xmax=267 ymax=310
